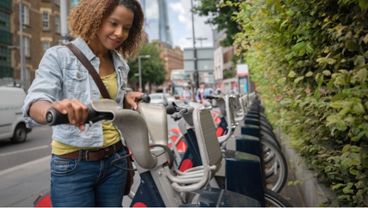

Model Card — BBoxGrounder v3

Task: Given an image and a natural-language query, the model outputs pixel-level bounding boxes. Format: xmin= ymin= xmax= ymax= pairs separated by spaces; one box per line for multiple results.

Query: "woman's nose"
xmin=114 ymin=27 xmax=126 ymax=39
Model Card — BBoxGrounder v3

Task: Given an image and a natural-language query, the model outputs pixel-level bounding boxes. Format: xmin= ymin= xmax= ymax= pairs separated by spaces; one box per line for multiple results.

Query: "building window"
xmin=55 ymin=15 xmax=60 ymax=33
xmin=42 ymin=11 xmax=50 ymax=31
xmin=0 ymin=13 xmax=9 ymax=30
xmin=21 ymin=4 xmax=30 ymax=26
xmin=24 ymin=37 xmax=31 ymax=57
xmin=0 ymin=19 xmax=6 ymax=29
xmin=0 ymin=46 xmax=8 ymax=65
xmin=42 ymin=41 xmax=50 ymax=52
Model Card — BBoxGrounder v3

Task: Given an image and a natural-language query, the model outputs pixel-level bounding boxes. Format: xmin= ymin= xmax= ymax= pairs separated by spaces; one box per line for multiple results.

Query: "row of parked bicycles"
xmin=36 ymin=92 xmax=292 ymax=207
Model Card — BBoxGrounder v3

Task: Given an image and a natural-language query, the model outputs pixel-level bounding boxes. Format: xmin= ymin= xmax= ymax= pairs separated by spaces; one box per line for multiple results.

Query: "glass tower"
xmin=141 ymin=0 xmax=172 ymax=46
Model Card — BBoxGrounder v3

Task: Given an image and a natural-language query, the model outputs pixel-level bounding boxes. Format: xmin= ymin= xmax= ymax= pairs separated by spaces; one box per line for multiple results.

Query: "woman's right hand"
xmin=50 ymin=99 xmax=89 ymax=130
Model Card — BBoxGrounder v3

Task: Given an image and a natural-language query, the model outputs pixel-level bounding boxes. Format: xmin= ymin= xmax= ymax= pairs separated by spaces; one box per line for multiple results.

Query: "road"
xmin=0 ymin=126 xmax=52 ymax=206
xmin=0 ymin=126 xmax=52 ymax=171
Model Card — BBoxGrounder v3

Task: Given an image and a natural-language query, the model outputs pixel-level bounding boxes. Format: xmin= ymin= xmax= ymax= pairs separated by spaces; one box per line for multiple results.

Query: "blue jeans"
xmin=50 ymin=148 xmax=128 ymax=207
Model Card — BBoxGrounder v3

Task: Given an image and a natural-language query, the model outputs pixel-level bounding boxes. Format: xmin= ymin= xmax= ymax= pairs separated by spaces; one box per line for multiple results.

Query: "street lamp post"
xmin=190 ymin=0 xmax=199 ymax=89
xmin=19 ymin=0 xmax=26 ymax=89
xmin=60 ymin=0 xmax=69 ymax=44
xmin=138 ymin=55 xmax=151 ymax=92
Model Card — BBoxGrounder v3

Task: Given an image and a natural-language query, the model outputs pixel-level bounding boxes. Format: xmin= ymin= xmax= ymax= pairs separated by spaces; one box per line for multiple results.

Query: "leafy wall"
xmin=233 ymin=0 xmax=368 ymax=206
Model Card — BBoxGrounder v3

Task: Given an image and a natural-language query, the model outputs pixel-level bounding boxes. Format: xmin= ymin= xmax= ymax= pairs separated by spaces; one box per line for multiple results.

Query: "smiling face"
xmin=96 ymin=5 xmax=134 ymax=50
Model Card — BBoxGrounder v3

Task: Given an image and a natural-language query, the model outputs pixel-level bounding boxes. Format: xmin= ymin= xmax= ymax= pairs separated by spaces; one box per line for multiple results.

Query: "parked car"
xmin=0 ymin=86 xmax=31 ymax=143
xmin=149 ymin=93 xmax=175 ymax=105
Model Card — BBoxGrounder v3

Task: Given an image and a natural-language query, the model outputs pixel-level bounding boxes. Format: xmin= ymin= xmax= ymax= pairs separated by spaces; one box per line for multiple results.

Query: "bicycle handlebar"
xmin=46 ymin=94 xmax=151 ymax=126
xmin=204 ymin=95 xmax=221 ymax=100
xmin=140 ymin=94 xmax=151 ymax=103
xmin=165 ymin=102 xmax=194 ymax=121
xmin=45 ymin=107 xmax=116 ymax=125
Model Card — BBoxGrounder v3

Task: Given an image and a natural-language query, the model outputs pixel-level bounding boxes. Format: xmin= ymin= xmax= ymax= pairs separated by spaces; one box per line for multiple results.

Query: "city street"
xmin=0 ymin=126 xmax=51 ymax=206
xmin=1 ymin=0 xmax=366 ymax=206
xmin=0 ymin=126 xmax=52 ymax=171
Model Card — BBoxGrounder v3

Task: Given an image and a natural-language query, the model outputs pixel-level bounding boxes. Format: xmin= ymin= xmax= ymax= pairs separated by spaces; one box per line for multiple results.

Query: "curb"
xmin=277 ymin=129 xmax=337 ymax=206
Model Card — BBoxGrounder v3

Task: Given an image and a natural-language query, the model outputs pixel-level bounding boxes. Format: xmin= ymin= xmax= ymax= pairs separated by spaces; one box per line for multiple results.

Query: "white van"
xmin=0 ymin=86 xmax=31 ymax=143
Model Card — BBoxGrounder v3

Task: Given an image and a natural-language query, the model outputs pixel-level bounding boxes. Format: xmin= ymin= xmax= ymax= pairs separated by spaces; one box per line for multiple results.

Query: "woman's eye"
xmin=110 ymin=21 xmax=118 ymax=26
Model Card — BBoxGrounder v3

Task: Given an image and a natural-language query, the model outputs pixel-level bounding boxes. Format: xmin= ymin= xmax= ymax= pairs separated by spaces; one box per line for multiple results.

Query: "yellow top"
xmin=51 ymin=72 xmax=121 ymax=155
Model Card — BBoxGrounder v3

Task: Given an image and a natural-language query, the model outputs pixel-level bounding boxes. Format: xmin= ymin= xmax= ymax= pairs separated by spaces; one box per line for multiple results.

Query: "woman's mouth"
xmin=109 ymin=38 xmax=122 ymax=45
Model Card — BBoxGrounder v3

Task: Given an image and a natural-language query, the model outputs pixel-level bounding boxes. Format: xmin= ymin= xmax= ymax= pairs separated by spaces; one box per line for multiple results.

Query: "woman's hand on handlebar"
xmin=50 ymin=99 xmax=88 ymax=130
xmin=124 ymin=91 xmax=143 ymax=110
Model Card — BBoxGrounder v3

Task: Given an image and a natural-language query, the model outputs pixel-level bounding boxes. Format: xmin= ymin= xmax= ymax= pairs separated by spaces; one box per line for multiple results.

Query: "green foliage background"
xmin=128 ymin=42 xmax=165 ymax=91
xmin=232 ymin=0 xmax=368 ymax=206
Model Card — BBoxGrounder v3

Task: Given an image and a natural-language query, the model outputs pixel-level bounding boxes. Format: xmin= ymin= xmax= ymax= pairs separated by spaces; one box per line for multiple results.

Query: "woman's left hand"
xmin=124 ymin=91 xmax=144 ymax=110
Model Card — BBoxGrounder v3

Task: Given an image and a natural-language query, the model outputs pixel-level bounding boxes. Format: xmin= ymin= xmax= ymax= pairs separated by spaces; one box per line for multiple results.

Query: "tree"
xmin=128 ymin=42 xmax=165 ymax=92
xmin=193 ymin=0 xmax=242 ymax=46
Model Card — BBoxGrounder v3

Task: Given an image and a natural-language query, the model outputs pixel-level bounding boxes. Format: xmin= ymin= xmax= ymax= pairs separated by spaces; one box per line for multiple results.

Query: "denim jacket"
xmin=22 ymin=38 xmax=129 ymax=147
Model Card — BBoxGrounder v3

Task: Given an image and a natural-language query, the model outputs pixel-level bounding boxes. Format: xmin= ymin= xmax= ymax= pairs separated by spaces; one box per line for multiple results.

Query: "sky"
xmin=167 ymin=0 xmax=214 ymax=49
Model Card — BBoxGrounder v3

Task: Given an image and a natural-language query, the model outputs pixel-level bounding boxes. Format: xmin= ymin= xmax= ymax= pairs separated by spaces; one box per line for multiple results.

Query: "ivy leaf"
xmin=354 ymin=55 xmax=366 ymax=67
xmin=363 ymin=33 xmax=368 ymax=44
xmin=352 ymin=101 xmax=365 ymax=115
xmin=315 ymin=73 xmax=324 ymax=87
xmin=333 ymin=73 xmax=348 ymax=86
xmin=333 ymin=24 xmax=347 ymax=38
xmin=288 ymin=70 xmax=297 ymax=78
xmin=326 ymin=114 xmax=347 ymax=131
xmin=352 ymin=68 xmax=367 ymax=84
xmin=322 ymin=70 xmax=332 ymax=76
xmin=306 ymin=43 xmax=314 ymax=55
xmin=342 ymin=144 xmax=351 ymax=152
xmin=306 ymin=71 xmax=314 ymax=77
xmin=361 ymin=144 xmax=368 ymax=168
xmin=277 ymin=77 xmax=286 ymax=85
xmin=332 ymin=183 xmax=344 ymax=191
xmin=294 ymin=76 xmax=304 ymax=84
xmin=330 ymin=100 xmax=349 ymax=109
xmin=317 ymin=57 xmax=336 ymax=65
xmin=349 ymin=168 xmax=359 ymax=175
xmin=291 ymin=41 xmax=306 ymax=56
xmin=345 ymin=39 xmax=360 ymax=52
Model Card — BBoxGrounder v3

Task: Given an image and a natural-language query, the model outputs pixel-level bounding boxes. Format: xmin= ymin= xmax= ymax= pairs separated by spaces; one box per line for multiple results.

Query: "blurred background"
xmin=0 ymin=0 xmax=243 ymax=98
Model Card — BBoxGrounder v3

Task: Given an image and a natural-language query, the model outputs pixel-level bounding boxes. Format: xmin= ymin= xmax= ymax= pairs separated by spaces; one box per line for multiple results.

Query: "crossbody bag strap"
xmin=65 ymin=43 xmax=111 ymax=99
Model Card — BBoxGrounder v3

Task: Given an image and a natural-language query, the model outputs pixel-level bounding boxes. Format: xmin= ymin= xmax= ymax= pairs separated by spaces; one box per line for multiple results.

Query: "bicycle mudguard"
xmin=130 ymin=172 xmax=165 ymax=207
xmin=34 ymin=191 xmax=51 ymax=207
xmin=235 ymin=135 xmax=262 ymax=158
xmin=224 ymin=150 xmax=265 ymax=206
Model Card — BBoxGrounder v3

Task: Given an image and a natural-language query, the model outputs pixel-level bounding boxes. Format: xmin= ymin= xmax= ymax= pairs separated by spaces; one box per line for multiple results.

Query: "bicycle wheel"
xmin=261 ymin=129 xmax=281 ymax=149
xmin=261 ymin=139 xmax=288 ymax=193
xmin=264 ymin=189 xmax=292 ymax=207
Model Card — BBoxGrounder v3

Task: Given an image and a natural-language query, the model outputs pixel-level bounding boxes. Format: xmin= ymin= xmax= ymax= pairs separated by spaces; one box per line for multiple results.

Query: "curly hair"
xmin=68 ymin=0 xmax=144 ymax=59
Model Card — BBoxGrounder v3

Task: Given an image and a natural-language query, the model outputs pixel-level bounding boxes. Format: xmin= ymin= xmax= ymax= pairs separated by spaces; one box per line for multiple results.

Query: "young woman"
xmin=22 ymin=0 xmax=144 ymax=206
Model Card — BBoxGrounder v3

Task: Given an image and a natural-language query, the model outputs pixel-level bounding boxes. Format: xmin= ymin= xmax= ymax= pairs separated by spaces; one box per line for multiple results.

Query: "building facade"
xmin=158 ymin=42 xmax=183 ymax=81
xmin=213 ymin=29 xmax=234 ymax=73
xmin=0 ymin=0 xmax=13 ymax=84
xmin=184 ymin=47 xmax=214 ymax=85
xmin=7 ymin=0 xmax=66 ymax=89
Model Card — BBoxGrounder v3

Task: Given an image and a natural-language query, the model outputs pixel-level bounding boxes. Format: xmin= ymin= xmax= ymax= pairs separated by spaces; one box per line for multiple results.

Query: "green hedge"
xmin=233 ymin=0 xmax=368 ymax=206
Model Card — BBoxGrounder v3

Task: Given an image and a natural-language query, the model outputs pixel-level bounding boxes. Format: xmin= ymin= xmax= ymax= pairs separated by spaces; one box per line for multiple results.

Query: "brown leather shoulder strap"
xmin=65 ymin=43 xmax=111 ymax=99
